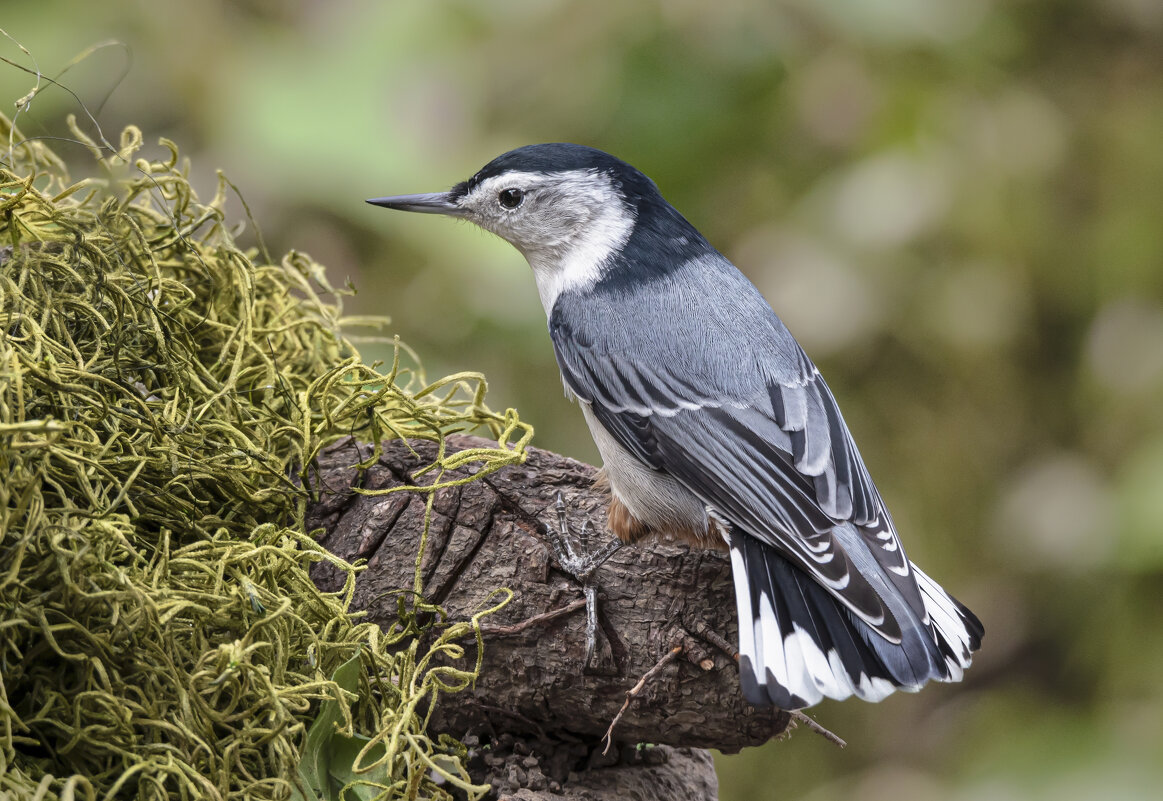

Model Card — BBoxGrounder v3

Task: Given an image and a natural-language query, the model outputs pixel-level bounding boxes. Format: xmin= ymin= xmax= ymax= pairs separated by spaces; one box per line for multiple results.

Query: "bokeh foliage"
xmin=2 ymin=1 xmax=1162 ymax=799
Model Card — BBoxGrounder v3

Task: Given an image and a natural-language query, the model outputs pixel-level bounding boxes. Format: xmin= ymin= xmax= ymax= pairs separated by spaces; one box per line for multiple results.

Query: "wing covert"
xmin=549 ymin=264 xmax=926 ymax=637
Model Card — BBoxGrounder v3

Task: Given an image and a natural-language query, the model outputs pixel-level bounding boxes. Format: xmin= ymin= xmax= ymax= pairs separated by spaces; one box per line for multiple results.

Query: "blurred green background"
xmin=4 ymin=0 xmax=1162 ymax=798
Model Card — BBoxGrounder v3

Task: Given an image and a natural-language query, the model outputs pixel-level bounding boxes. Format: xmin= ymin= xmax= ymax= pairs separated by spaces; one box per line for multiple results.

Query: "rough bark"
xmin=308 ymin=435 xmax=791 ymax=799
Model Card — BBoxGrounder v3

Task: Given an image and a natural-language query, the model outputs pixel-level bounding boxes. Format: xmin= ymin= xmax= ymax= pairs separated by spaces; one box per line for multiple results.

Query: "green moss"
xmin=0 ymin=114 xmax=530 ymax=800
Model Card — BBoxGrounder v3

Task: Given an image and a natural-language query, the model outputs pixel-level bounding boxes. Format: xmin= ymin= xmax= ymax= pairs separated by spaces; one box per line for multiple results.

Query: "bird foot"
xmin=545 ymin=492 xmax=622 ymax=668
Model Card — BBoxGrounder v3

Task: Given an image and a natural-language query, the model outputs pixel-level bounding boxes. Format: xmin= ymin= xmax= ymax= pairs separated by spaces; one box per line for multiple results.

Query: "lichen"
xmin=0 ymin=112 xmax=530 ymax=801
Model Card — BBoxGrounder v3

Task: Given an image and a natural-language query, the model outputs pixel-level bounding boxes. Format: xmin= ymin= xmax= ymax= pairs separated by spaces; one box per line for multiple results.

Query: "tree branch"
xmin=308 ymin=435 xmax=792 ymax=799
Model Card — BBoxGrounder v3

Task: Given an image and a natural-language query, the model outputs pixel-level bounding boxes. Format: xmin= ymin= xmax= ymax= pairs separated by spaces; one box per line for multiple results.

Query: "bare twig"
xmin=478 ymin=598 xmax=588 ymax=636
xmin=789 ymin=710 xmax=847 ymax=748
xmin=693 ymin=620 xmax=738 ymax=660
xmin=602 ymin=645 xmax=684 ymax=754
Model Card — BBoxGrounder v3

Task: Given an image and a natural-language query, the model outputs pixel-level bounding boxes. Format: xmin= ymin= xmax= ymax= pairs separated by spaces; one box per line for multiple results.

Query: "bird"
xmin=367 ymin=143 xmax=983 ymax=710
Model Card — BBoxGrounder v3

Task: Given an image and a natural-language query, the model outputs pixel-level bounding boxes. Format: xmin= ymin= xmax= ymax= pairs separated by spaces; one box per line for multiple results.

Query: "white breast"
xmin=579 ymin=402 xmax=708 ymax=533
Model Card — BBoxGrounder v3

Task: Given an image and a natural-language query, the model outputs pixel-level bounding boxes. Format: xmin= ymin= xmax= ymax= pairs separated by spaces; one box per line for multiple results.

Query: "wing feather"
xmin=550 ymin=261 xmax=927 ymax=639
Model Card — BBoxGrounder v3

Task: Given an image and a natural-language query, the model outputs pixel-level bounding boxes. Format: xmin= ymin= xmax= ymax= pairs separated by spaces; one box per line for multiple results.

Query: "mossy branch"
xmin=0 ymin=112 xmax=529 ymax=801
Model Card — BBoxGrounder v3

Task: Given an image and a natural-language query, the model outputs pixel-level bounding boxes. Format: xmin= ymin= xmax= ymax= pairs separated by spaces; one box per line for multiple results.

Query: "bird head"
xmin=368 ymin=144 xmax=661 ymax=311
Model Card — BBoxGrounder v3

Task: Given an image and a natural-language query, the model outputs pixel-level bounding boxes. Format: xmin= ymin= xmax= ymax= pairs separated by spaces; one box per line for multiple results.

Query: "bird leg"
xmin=545 ymin=492 xmax=622 ymax=667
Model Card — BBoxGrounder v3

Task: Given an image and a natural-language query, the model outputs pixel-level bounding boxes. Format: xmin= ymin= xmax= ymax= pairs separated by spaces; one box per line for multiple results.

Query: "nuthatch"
xmin=369 ymin=144 xmax=982 ymax=709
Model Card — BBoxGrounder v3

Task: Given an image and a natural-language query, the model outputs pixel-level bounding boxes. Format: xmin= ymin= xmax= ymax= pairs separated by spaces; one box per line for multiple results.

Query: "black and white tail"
xmin=727 ymin=530 xmax=983 ymax=709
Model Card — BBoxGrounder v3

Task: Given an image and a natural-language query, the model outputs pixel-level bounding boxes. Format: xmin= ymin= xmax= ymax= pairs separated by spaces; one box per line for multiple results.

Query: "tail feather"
xmin=728 ymin=530 xmax=981 ymax=709
xmin=914 ymin=564 xmax=984 ymax=682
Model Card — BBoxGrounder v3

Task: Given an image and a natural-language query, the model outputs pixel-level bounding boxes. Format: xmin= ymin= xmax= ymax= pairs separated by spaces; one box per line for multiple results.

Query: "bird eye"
xmin=498 ymin=188 xmax=524 ymax=209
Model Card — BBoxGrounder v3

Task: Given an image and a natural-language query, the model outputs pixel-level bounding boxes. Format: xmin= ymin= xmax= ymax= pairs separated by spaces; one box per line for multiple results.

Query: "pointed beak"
xmin=365 ymin=191 xmax=464 ymax=216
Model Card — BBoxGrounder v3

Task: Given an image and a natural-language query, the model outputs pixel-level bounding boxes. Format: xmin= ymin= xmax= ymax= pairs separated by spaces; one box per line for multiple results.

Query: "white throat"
xmin=523 ymin=207 xmax=634 ymax=314
xmin=515 ymin=181 xmax=636 ymax=315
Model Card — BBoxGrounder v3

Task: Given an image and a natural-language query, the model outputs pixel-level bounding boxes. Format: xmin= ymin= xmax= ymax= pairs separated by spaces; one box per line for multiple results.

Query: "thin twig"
xmin=602 ymin=645 xmax=684 ymax=754
xmin=789 ymin=710 xmax=847 ymax=748
xmin=478 ymin=598 xmax=588 ymax=636
xmin=694 ymin=621 xmax=738 ymax=660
